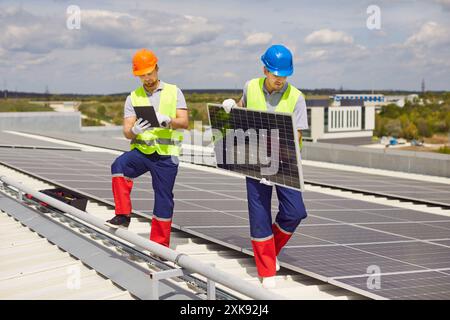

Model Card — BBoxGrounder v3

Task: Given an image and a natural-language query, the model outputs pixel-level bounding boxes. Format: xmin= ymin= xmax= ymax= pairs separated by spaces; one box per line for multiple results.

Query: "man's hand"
xmin=260 ymin=178 xmax=274 ymax=186
xmin=222 ymin=98 xmax=237 ymax=113
xmin=131 ymin=118 xmax=151 ymax=135
xmin=156 ymin=112 xmax=172 ymax=128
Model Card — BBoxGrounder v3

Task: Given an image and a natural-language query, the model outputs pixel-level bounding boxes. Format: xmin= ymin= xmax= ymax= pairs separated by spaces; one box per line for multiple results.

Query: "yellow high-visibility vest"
xmin=130 ymin=83 xmax=183 ymax=156
xmin=246 ymin=77 xmax=305 ymax=149
xmin=246 ymin=77 xmax=303 ymax=113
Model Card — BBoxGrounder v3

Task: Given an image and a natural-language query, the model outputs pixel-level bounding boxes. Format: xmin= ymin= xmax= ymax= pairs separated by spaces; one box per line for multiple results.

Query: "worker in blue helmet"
xmin=221 ymin=44 xmax=308 ymax=289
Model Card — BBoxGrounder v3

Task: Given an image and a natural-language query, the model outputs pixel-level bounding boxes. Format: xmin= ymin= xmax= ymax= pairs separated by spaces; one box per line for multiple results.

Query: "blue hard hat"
xmin=261 ymin=44 xmax=294 ymax=77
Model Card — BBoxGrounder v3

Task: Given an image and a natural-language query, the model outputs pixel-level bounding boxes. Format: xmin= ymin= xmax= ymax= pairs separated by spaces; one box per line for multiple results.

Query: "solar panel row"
xmin=15 ymin=129 xmax=450 ymax=207
xmin=1 ymin=148 xmax=449 ymax=299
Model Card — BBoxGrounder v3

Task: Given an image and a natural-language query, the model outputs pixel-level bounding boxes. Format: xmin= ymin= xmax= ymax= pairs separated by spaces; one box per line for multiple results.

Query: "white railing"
xmin=0 ymin=175 xmax=283 ymax=301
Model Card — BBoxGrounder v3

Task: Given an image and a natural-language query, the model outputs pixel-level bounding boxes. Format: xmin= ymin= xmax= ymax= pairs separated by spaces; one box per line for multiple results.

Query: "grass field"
xmin=76 ymin=92 xmax=243 ymax=128
xmin=2 ymin=92 xmax=449 ymax=156
xmin=0 ymin=99 xmax=53 ymax=112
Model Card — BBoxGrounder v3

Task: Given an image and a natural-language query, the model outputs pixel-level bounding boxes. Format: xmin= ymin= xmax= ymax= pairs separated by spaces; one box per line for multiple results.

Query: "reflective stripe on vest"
xmin=131 ymin=138 xmax=180 ymax=146
xmin=130 ymin=83 xmax=183 ymax=156
xmin=246 ymin=77 xmax=303 ymax=113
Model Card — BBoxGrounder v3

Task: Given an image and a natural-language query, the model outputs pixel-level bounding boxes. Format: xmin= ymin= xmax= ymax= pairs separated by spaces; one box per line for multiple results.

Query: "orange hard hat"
xmin=132 ymin=49 xmax=158 ymax=76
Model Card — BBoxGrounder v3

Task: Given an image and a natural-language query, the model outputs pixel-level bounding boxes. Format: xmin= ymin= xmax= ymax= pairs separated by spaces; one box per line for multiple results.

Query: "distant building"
xmin=384 ymin=94 xmax=420 ymax=108
xmin=303 ymin=99 xmax=375 ymax=144
xmin=334 ymin=93 xmax=420 ymax=110
xmin=384 ymin=95 xmax=406 ymax=107
xmin=333 ymin=94 xmax=385 ymax=107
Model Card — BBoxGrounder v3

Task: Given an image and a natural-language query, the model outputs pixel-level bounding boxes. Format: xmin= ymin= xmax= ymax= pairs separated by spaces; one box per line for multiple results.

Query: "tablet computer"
xmin=133 ymin=106 xmax=161 ymax=128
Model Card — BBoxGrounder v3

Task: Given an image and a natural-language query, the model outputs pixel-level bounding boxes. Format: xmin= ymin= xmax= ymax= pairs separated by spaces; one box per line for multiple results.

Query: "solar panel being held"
xmin=207 ymin=104 xmax=304 ymax=191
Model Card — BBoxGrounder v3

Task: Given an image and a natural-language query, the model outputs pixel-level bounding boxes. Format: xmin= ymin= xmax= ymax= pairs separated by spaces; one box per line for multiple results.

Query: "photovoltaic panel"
xmin=185 ymin=226 xmax=331 ymax=249
xmin=362 ymin=208 xmax=450 ymax=222
xmin=294 ymin=224 xmax=407 ymax=244
xmin=207 ymin=104 xmax=304 ymax=191
xmin=275 ymin=245 xmax=430 ymax=282
xmin=333 ymin=271 xmax=450 ymax=300
xmin=2 ymin=147 xmax=450 ymax=299
xmin=432 ymin=240 xmax=450 ymax=247
xmin=18 ymin=129 xmax=449 ymax=207
xmin=21 ymin=130 xmax=210 ymax=154
xmin=22 ymin=130 xmax=130 ymax=151
xmin=307 ymin=210 xmax=402 ymax=223
xmin=302 ymin=165 xmax=450 ymax=207
xmin=0 ymin=131 xmax=78 ymax=150
xmin=357 ymin=223 xmax=450 ymax=240
xmin=349 ymin=242 xmax=450 ymax=269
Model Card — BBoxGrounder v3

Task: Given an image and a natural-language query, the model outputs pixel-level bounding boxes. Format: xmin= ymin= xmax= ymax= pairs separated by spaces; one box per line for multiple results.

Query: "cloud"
xmin=388 ymin=21 xmax=450 ymax=73
xmin=0 ymin=6 xmax=223 ymax=55
xmin=223 ymin=71 xmax=238 ymax=78
xmin=243 ymin=32 xmax=273 ymax=46
xmin=300 ymin=28 xmax=365 ymax=64
xmin=298 ymin=43 xmax=369 ymax=65
xmin=222 ymin=32 xmax=273 ymax=50
xmin=173 ymin=15 xmax=222 ymax=46
xmin=224 ymin=39 xmax=240 ymax=47
xmin=0 ymin=7 xmax=67 ymax=54
xmin=1 ymin=1 xmax=449 ymax=92
xmin=404 ymin=21 xmax=450 ymax=47
xmin=168 ymin=47 xmax=189 ymax=56
xmin=303 ymin=49 xmax=327 ymax=61
xmin=435 ymin=0 xmax=450 ymax=10
xmin=304 ymin=29 xmax=354 ymax=45
xmin=78 ymin=10 xmax=222 ymax=49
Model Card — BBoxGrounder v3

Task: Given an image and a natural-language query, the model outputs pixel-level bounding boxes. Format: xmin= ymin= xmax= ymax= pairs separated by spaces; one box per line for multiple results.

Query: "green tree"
xmin=437 ymin=146 xmax=450 ymax=154
xmin=97 ymin=105 xmax=106 ymax=118
xmin=384 ymin=119 xmax=402 ymax=137
xmin=374 ymin=114 xmax=387 ymax=137
xmin=445 ymin=112 xmax=450 ymax=131
xmin=417 ymin=119 xmax=432 ymax=137
xmin=403 ymin=122 xmax=418 ymax=140
xmin=380 ymin=104 xmax=401 ymax=119
xmin=190 ymin=108 xmax=199 ymax=121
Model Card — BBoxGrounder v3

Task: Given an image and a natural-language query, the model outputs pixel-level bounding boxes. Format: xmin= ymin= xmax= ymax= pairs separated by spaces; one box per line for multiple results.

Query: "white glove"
xmin=260 ymin=178 xmax=274 ymax=186
xmin=131 ymin=118 xmax=151 ymax=135
xmin=156 ymin=112 xmax=172 ymax=128
xmin=222 ymin=98 xmax=237 ymax=113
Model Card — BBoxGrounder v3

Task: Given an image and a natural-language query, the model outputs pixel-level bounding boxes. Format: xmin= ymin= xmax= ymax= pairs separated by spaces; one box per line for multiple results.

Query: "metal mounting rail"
xmin=0 ymin=175 xmax=283 ymax=300
xmin=0 ymin=184 xmax=234 ymax=300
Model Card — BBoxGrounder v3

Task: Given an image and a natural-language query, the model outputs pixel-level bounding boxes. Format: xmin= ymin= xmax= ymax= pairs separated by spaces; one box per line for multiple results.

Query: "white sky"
xmin=0 ymin=0 xmax=449 ymax=94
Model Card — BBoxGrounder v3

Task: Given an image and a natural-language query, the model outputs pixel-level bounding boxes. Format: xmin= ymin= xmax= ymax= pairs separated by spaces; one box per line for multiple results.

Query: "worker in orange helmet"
xmin=106 ymin=49 xmax=189 ymax=249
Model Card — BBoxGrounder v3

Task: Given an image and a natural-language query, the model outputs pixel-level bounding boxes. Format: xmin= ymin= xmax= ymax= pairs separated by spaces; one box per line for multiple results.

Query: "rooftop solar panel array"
xmin=303 ymin=165 xmax=450 ymax=207
xmin=22 ymin=131 xmax=130 ymax=151
xmin=0 ymin=131 xmax=79 ymax=150
xmin=1 ymin=147 xmax=449 ymax=299
xmin=18 ymin=130 xmax=450 ymax=208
